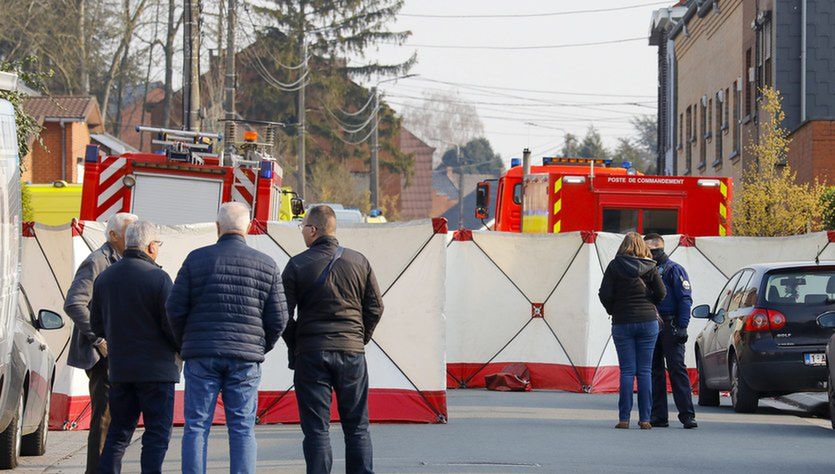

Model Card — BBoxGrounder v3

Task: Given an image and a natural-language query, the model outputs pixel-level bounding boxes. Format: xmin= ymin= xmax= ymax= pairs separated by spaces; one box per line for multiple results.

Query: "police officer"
xmin=644 ymin=233 xmax=697 ymax=429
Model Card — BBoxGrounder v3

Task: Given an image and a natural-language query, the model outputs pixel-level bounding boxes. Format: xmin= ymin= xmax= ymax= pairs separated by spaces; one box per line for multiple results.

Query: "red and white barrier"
xmin=24 ymin=218 xmax=448 ymax=430
xmin=445 ymin=229 xmax=835 ymax=393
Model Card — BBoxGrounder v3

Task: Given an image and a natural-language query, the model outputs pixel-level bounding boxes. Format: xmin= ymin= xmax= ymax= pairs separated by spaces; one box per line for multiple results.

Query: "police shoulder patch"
xmin=681 ymin=278 xmax=691 ymax=290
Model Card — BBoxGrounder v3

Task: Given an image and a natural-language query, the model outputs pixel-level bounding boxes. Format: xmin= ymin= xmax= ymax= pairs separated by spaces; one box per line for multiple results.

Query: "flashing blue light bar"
xmin=510 ymin=158 xmax=522 ymax=168
xmin=260 ymin=160 xmax=273 ymax=179
xmin=622 ymin=160 xmax=633 ymax=169
xmin=85 ymin=144 xmax=100 ymax=163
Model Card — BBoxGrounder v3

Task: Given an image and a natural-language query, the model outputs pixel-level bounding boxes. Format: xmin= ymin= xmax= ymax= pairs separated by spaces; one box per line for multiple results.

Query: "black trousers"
xmin=294 ymin=351 xmax=373 ymax=474
xmin=85 ymin=358 xmax=111 ymax=474
xmin=98 ymin=382 xmax=175 ymax=474
xmin=651 ymin=321 xmax=696 ymax=424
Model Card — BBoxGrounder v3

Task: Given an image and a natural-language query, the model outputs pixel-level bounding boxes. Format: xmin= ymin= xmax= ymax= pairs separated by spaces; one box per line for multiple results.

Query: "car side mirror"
xmin=290 ymin=197 xmax=305 ymax=218
xmin=692 ymin=304 xmax=711 ymax=319
xmin=711 ymin=309 xmax=726 ymax=325
xmin=37 ymin=309 xmax=64 ymax=330
xmin=475 ymin=181 xmax=490 ymax=220
xmin=817 ymin=312 xmax=835 ymax=329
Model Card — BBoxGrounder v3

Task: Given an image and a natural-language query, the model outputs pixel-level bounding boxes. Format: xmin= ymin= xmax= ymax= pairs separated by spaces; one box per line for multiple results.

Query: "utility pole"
xmin=183 ymin=0 xmax=201 ymax=131
xmin=457 ymin=145 xmax=464 ymax=230
xmin=223 ymin=0 xmax=237 ymax=154
xmin=297 ymin=39 xmax=307 ymax=200
xmin=370 ymin=87 xmax=379 ymax=210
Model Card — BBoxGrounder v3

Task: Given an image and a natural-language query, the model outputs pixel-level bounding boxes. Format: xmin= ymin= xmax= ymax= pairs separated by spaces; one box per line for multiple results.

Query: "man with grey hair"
xmin=91 ymin=220 xmax=178 ymax=472
xmin=168 ymin=202 xmax=289 ymax=474
xmin=65 ymin=212 xmax=137 ymax=473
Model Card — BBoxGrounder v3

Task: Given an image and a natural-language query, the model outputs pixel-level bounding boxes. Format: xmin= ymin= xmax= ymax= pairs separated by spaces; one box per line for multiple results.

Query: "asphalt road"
xmin=18 ymin=391 xmax=835 ymax=473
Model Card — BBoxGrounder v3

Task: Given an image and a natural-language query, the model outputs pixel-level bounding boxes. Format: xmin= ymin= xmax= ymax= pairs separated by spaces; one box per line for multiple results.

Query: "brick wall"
xmin=674 ymin=0 xmax=746 ymax=180
xmin=23 ymin=122 xmax=91 ymax=184
xmin=399 ymin=129 xmax=434 ymax=220
xmin=787 ymin=119 xmax=835 ymax=185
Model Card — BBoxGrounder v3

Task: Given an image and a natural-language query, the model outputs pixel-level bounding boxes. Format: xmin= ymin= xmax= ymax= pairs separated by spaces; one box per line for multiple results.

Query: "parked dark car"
xmin=692 ymin=263 xmax=835 ymax=413
xmin=821 ymin=312 xmax=835 ymax=429
xmin=0 ymin=287 xmax=63 ymax=469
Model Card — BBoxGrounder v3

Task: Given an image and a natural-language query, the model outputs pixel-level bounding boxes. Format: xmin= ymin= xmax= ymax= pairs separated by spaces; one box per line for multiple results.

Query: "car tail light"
xmin=744 ymin=308 xmax=787 ymax=332
xmin=767 ymin=310 xmax=787 ymax=330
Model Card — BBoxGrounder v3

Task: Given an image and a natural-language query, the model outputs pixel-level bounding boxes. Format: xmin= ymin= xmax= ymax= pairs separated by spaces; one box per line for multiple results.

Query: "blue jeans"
xmin=612 ymin=321 xmax=660 ymax=423
xmin=99 ymin=382 xmax=174 ymax=474
xmin=294 ymin=351 xmax=373 ymax=474
xmin=182 ymin=358 xmax=261 ymax=474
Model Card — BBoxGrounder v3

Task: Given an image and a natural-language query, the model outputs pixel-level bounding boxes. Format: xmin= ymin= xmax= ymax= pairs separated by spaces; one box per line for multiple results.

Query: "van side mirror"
xmin=817 ymin=312 xmax=835 ymax=329
xmin=692 ymin=304 xmax=711 ymax=319
xmin=475 ymin=181 xmax=490 ymax=220
xmin=711 ymin=309 xmax=726 ymax=325
xmin=290 ymin=197 xmax=305 ymax=218
xmin=37 ymin=309 xmax=64 ymax=330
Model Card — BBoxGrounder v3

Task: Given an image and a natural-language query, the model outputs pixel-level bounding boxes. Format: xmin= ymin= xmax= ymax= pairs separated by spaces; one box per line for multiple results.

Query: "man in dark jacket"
xmin=90 ymin=220 xmax=178 ymax=473
xmin=167 ymin=202 xmax=288 ymax=474
xmin=644 ymin=234 xmax=697 ymax=429
xmin=64 ymin=212 xmax=136 ymax=473
xmin=282 ymin=205 xmax=384 ymax=474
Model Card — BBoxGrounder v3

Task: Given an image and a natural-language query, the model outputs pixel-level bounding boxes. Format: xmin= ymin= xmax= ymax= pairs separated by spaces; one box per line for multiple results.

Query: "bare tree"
xmin=401 ymin=89 xmax=484 ymax=166
xmin=162 ymin=0 xmax=182 ymax=127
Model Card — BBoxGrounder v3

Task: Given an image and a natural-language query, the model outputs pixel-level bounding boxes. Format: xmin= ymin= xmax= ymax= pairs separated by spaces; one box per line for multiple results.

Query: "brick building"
xmin=22 ymin=96 xmax=104 ymax=184
xmin=650 ymin=0 xmax=835 ymax=185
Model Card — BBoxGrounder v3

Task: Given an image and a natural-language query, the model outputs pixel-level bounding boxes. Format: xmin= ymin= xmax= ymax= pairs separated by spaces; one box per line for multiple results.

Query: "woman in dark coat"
xmin=599 ymin=232 xmax=666 ymax=429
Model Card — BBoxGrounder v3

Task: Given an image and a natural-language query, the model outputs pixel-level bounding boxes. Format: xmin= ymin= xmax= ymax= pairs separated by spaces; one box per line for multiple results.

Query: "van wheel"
xmin=697 ymin=355 xmax=720 ymax=407
xmin=22 ymin=385 xmax=49 ymax=456
xmin=0 ymin=392 xmax=24 ymax=469
xmin=730 ymin=354 xmax=758 ymax=413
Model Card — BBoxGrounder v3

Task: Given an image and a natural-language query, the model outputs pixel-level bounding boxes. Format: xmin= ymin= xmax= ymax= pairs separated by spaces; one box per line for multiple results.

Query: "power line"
xmin=390 ymin=76 xmax=656 ymax=99
xmin=395 ymin=37 xmax=646 ymax=51
xmin=400 ymin=1 xmax=669 ymax=19
xmin=385 ymin=92 xmax=654 ymax=108
xmin=387 ymin=101 xmax=642 ymax=127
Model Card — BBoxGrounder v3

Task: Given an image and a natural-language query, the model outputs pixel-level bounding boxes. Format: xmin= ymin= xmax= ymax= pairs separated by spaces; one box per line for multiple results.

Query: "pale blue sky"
xmin=364 ymin=0 xmax=665 ymax=162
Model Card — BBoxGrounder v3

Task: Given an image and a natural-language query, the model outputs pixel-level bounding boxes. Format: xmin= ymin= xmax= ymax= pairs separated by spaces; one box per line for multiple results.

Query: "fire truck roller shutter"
xmin=131 ymin=173 xmax=225 ymax=226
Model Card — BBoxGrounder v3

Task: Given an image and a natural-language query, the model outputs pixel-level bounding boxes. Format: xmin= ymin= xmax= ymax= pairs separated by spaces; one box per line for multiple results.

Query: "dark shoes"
xmin=650 ymin=419 xmax=697 ymax=428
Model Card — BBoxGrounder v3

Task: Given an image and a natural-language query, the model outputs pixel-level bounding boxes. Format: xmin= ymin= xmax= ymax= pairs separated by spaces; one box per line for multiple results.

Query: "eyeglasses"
xmin=153 ymin=240 xmax=164 ymax=247
xmin=297 ymin=224 xmax=316 ymax=231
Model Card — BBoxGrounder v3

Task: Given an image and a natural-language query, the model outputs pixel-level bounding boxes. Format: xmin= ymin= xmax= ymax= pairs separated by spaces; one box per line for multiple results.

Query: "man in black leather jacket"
xmin=282 ymin=205 xmax=383 ymax=474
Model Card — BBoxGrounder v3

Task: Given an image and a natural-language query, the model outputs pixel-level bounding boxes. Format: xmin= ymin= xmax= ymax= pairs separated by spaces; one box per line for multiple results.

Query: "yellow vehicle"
xmin=28 ymin=182 xmax=82 ymax=225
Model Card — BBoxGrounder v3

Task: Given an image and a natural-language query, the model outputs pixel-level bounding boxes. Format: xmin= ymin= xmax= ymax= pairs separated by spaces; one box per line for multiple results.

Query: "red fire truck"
xmin=79 ymin=126 xmax=303 ymax=226
xmin=476 ymin=156 xmax=732 ymax=237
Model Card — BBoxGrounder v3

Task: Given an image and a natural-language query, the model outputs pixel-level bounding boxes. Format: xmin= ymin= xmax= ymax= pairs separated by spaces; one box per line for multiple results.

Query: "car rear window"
xmin=764 ymin=270 xmax=835 ymax=305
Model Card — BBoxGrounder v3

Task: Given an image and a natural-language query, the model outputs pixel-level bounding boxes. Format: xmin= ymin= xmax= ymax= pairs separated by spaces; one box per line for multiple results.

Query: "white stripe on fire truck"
xmin=234 ymin=168 xmax=256 ymax=193
xmin=231 ymin=187 xmax=247 ymax=205
xmin=99 ymin=157 xmax=127 ymax=184
xmin=97 ymin=179 xmax=124 ymax=207
xmin=97 ymin=199 xmax=123 ymax=223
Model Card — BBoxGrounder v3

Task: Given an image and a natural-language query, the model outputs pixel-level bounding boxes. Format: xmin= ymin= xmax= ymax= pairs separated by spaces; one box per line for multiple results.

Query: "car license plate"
xmin=804 ymin=353 xmax=827 ymax=366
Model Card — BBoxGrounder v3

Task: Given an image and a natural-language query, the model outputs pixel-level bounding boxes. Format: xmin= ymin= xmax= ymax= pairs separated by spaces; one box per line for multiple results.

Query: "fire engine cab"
xmin=476 ymin=156 xmax=733 ymax=237
xmin=80 ymin=126 xmax=303 ymax=226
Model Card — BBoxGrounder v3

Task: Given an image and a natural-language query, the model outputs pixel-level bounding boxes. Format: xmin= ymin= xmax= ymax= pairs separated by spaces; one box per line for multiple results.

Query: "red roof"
xmin=23 ymin=96 xmax=102 ymax=126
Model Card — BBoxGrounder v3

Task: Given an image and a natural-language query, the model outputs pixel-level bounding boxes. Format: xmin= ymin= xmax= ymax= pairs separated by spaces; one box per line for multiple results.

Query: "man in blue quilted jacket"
xmin=167 ymin=202 xmax=289 ymax=474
